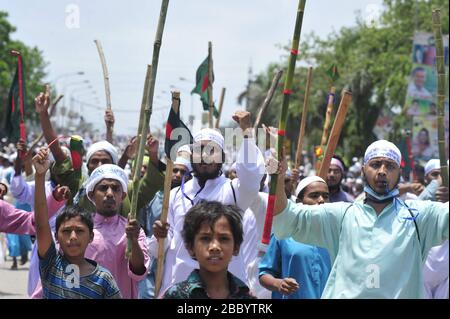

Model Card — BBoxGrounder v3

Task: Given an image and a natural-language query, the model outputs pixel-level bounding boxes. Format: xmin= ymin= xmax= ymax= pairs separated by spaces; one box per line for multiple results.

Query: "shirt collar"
xmin=186 ymin=269 xmax=250 ymax=297
xmin=93 ymin=213 xmax=120 ymax=224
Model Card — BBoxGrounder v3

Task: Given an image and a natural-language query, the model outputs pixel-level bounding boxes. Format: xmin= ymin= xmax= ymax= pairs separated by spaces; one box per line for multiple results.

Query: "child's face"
xmin=188 ymin=216 xmax=238 ymax=274
xmin=57 ymin=216 xmax=93 ymax=259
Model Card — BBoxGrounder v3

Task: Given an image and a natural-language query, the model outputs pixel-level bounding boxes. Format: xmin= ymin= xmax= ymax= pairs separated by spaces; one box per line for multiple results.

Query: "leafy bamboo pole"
xmin=214 ymin=87 xmax=226 ymax=128
xmin=207 ymin=41 xmax=214 ymax=128
xmin=154 ymin=91 xmax=180 ymax=297
xmin=94 ymin=39 xmax=113 ymax=143
xmin=126 ymin=0 xmax=170 ymax=257
xmin=431 ymin=9 xmax=449 ymax=187
xmin=252 ymin=69 xmax=284 ymax=134
xmin=261 ymin=0 xmax=307 ymax=246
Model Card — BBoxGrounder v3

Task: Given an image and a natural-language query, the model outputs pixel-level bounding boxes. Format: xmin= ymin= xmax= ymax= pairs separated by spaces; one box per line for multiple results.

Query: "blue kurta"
xmin=259 ymin=235 xmax=331 ymax=299
xmin=273 ymin=199 xmax=448 ymax=298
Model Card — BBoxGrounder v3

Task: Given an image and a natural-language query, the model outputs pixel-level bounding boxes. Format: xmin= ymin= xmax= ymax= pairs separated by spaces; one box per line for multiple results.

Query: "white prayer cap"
xmin=424 ymin=159 xmax=441 ymax=176
xmin=295 ymin=176 xmax=327 ymax=197
xmin=86 ymin=141 xmax=118 ymax=165
xmin=177 ymin=144 xmax=192 ymax=155
xmin=86 ymin=164 xmax=128 ymax=202
xmin=230 ymin=162 xmax=237 ymax=171
xmin=193 ymin=128 xmax=224 ymax=150
xmin=364 ymin=140 xmax=401 ymax=167
xmin=174 ymin=156 xmax=192 ymax=172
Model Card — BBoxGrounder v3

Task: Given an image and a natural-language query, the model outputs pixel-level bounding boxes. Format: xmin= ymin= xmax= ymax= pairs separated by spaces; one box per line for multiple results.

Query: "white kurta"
xmin=423 ymin=240 xmax=449 ymax=299
xmin=149 ymin=138 xmax=265 ymax=296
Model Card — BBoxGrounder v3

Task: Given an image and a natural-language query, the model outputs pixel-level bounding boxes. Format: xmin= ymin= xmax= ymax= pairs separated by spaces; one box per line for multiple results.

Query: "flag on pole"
xmin=5 ymin=52 xmax=26 ymax=143
xmin=165 ymin=106 xmax=193 ymax=160
xmin=191 ymin=57 xmax=219 ymax=116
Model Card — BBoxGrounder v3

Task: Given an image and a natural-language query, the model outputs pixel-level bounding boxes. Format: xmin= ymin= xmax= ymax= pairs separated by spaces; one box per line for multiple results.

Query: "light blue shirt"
xmin=273 ymin=198 xmax=448 ymax=298
xmin=259 ymin=235 xmax=331 ymax=299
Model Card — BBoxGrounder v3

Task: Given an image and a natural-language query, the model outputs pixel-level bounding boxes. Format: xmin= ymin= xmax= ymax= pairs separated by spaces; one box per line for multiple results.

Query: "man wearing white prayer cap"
xmin=84 ymin=164 xmax=150 ymax=299
xmin=270 ymin=139 xmax=449 ymax=298
xmin=424 ymin=159 xmax=441 ymax=185
xmin=150 ymin=110 xmax=265 ymax=297
xmin=259 ymin=175 xmax=331 ymax=299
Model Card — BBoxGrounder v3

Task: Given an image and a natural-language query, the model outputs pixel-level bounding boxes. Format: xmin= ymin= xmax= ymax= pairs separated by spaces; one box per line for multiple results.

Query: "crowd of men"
xmin=0 ymin=88 xmax=448 ymax=299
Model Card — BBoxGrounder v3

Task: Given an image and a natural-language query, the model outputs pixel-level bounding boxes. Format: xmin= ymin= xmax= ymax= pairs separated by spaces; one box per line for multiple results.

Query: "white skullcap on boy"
xmin=295 ymin=176 xmax=327 ymax=197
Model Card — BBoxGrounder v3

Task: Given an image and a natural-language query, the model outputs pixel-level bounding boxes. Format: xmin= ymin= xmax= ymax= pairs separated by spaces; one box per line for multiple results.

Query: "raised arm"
xmin=232 ymin=110 xmax=265 ymax=210
xmin=35 ymin=85 xmax=66 ymax=163
xmin=104 ymin=109 xmax=115 ymax=144
xmin=32 ymin=147 xmax=53 ymax=258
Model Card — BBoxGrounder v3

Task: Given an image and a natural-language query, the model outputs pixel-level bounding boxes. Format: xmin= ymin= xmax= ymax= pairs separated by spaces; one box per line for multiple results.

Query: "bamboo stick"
xmin=215 ymin=87 xmax=226 ymax=128
xmin=318 ymin=90 xmax=353 ymax=179
xmin=94 ymin=39 xmax=113 ymax=143
xmin=126 ymin=65 xmax=152 ymax=259
xmin=253 ymin=70 xmax=284 ymax=134
xmin=262 ymin=0 xmax=307 ymax=246
xmin=431 ymin=9 xmax=449 ymax=187
xmin=207 ymin=41 xmax=214 ymax=128
xmin=295 ymin=67 xmax=313 ymax=169
xmin=154 ymin=91 xmax=180 ymax=298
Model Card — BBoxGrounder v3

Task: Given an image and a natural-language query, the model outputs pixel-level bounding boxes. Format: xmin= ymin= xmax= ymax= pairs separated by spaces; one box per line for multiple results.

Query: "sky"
xmin=2 ymin=0 xmax=383 ymax=136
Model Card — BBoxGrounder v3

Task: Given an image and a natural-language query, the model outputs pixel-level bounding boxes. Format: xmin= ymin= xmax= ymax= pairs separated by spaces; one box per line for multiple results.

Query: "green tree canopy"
xmin=245 ymin=0 xmax=449 ymax=166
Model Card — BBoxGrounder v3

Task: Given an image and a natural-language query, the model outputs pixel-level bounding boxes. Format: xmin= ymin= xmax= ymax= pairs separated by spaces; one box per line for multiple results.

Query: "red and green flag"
xmin=4 ymin=51 xmax=26 ymax=144
xmin=191 ymin=57 xmax=219 ymax=117
xmin=165 ymin=105 xmax=193 ymax=160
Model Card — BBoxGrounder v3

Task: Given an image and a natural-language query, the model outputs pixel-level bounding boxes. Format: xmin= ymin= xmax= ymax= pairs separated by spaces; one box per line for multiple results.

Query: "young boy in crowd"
xmin=33 ymin=147 xmax=121 ymax=299
xmin=163 ymin=201 xmax=255 ymax=299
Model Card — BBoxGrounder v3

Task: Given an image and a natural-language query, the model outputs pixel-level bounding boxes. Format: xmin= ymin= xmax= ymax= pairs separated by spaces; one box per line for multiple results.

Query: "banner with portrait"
xmin=406 ymin=32 xmax=449 ymax=163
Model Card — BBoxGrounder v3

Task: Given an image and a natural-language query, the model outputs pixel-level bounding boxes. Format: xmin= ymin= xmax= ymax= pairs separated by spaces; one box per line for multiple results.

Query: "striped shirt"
xmin=39 ymin=242 xmax=121 ymax=299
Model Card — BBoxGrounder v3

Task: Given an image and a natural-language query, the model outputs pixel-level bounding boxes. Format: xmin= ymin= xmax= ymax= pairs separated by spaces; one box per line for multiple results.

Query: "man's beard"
xmin=171 ymin=179 xmax=182 ymax=189
xmin=98 ymin=208 xmax=118 ymax=217
xmin=192 ymin=163 xmax=222 ymax=182
xmin=327 ymin=178 xmax=342 ymax=193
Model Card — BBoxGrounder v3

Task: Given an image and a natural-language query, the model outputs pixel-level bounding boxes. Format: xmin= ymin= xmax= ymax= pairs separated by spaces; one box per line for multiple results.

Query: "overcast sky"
xmin=2 ymin=0 xmax=383 ymax=135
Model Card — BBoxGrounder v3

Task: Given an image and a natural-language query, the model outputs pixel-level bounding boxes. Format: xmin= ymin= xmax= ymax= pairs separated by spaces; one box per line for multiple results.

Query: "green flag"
xmin=191 ymin=57 xmax=219 ymax=117
xmin=4 ymin=58 xmax=26 ymax=143
xmin=326 ymin=64 xmax=340 ymax=82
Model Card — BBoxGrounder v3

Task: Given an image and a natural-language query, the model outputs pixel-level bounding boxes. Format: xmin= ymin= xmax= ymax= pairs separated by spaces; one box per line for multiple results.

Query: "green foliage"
xmin=0 ymin=11 xmax=48 ymax=136
xmin=245 ymin=0 xmax=449 ymax=164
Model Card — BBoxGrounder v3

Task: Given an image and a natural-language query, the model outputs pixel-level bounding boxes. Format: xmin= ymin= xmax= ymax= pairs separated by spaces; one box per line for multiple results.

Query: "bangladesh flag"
xmin=4 ymin=54 xmax=26 ymax=143
xmin=191 ymin=57 xmax=219 ymax=117
xmin=165 ymin=105 xmax=193 ymax=161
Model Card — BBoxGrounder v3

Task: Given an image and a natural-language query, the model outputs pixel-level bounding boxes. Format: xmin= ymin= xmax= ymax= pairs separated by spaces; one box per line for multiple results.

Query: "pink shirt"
xmin=0 ymin=195 xmax=65 ymax=234
xmin=85 ymin=213 xmax=149 ymax=299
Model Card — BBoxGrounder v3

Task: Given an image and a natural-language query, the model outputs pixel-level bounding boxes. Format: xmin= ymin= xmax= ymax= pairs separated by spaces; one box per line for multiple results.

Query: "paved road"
xmin=0 ymin=257 xmax=29 ymax=299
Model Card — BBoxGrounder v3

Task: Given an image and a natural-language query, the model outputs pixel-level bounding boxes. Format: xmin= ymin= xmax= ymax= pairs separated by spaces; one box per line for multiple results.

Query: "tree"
xmin=245 ymin=0 xmax=449 ymax=165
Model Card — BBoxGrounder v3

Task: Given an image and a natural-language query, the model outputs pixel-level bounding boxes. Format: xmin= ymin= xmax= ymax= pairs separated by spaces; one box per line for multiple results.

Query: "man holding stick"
xmin=271 ymin=140 xmax=448 ymax=298
xmin=150 ymin=110 xmax=265 ymax=297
